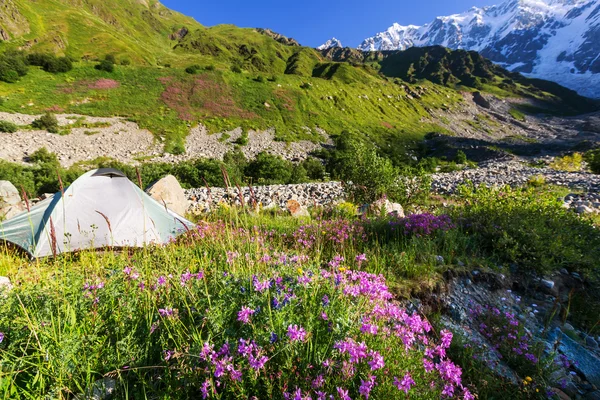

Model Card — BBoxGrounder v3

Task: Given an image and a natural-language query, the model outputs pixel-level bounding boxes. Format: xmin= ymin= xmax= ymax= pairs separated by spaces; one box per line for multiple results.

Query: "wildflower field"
xmin=1 ymin=185 xmax=599 ymax=399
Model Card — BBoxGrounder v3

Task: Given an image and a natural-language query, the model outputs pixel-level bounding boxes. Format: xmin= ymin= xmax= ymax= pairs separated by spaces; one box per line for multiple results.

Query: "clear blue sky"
xmin=161 ymin=0 xmax=499 ymax=48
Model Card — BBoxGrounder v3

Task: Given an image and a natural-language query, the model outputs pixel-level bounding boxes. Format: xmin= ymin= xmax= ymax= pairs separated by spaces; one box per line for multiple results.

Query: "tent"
xmin=0 ymin=168 xmax=194 ymax=258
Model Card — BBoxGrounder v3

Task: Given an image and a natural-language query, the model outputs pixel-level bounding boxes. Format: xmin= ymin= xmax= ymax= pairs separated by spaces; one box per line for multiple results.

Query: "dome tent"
xmin=0 ymin=168 xmax=194 ymax=258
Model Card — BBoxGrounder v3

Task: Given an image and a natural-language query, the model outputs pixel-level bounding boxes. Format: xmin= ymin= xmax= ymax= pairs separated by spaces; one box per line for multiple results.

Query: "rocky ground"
xmin=431 ymin=159 xmax=600 ymax=214
xmin=0 ymin=112 xmax=327 ymax=167
xmin=184 ymin=159 xmax=600 ymax=215
xmin=185 ymin=182 xmax=345 ymax=214
xmin=422 ymin=270 xmax=600 ymax=400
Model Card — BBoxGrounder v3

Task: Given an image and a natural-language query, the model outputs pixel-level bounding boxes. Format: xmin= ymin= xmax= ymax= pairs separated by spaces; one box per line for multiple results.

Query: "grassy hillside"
xmin=0 ymin=0 xmax=597 ymax=161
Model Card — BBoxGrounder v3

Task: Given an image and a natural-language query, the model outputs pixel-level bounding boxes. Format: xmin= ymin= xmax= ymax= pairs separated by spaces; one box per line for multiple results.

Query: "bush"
xmin=233 ymin=131 xmax=249 ymax=146
xmin=231 ymin=65 xmax=242 ymax=73
xmin=204 ymin=64 xmax=215 ymax=71
xmin=95 ymin=59 xmax=115 ymax=73
xmin=31 ymin=113 xmax=59 ymax=133
xmin=549 ymin=153 xmax=583 ymax=172
xmin=455 ymin=150 xmax=467 ymax=164
xmin=185 ymin=65 xmax=201 ymax=74
xmin=454 ymin=184 xmax=600 ymax=275
xmin=301 ymin=157 xmax=326 ymax=181
xmin=0 ymin=51 xmax=28 ymax=83
xmin=120 ymin=58 xmax=131 ymax=66
xmin=26 ymin=53 xmax=73 ymax=73
xmin=327 ymin=137 xmax=405 ymax=204
xmin=585 ymin=149 xmax=600 ymax=174
xmin=104 ymin=54 xmax=116 ymax=64
xmin=245 ymin=152 xmax=294 ymax=184
xmin=0 ymin=121 xmax=18 ymax=133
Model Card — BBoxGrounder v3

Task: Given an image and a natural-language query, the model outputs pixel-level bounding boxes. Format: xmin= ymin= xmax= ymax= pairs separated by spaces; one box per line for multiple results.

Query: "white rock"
xmin=146 ymin=175 xmax=189 ymax=216
xmin=0 ymin=276 xmax=12 ymax=291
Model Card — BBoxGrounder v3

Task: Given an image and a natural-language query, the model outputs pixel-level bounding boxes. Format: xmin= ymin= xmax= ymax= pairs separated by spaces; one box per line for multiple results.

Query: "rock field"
xmin=0 ymin=112 xmax=327 ymax=167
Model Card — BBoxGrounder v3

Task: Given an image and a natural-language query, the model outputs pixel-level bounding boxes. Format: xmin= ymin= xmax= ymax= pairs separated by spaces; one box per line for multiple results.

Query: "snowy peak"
xmin=357 ymin=0 xmax=600 ymax=98
xmin=317 ymin=37 xmax=343 ymax=50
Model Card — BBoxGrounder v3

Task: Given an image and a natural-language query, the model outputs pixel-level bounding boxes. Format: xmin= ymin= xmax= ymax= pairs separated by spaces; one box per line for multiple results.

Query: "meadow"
xmin=1 ymin=184 xmax=599 ymax=399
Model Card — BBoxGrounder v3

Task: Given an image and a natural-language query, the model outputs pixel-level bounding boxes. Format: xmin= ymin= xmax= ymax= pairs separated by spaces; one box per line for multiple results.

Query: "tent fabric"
xmin=0 ymin=169 xmax=194 ymax=258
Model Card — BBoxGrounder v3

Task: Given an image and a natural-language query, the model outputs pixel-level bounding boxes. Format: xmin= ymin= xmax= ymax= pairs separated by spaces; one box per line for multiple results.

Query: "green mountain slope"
xmin=0 ymin=0 xmax=199 ymax=64
xmin=0 ymin=0 xmax=597 ymax=162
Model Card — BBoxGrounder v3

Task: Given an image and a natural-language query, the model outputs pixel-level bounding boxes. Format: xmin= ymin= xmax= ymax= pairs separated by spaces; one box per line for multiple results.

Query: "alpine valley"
xmin=323 ymin=0 xmax=600 ymax=98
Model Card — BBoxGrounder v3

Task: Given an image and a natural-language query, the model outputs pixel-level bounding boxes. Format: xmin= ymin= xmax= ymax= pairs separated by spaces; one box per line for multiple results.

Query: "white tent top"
xmin=0 ymin=168 xmax=194 ymax=258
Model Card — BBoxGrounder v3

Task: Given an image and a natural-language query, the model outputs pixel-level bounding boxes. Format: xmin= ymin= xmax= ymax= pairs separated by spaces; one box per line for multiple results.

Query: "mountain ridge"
xmin=336 ymin=0 xmax=600 ymax=98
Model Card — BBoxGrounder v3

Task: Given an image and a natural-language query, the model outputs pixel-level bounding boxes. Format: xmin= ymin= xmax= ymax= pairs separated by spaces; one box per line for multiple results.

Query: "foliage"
xmin=585 ymin=149 xmax=600 ymax=174
xmin=0 ymin=217 xmax=474 ymax=399
xmin=245 ymin=152 xmax=295 ymax=184
xmin=549 ymin=153 xmax=583 ymax=172
xmin=31 ymin=112 xmax=59 ymax=133
xmin=527 ymin=175 xmax=546 ymax=187
xmin=0 ymin=51 xmax=28 ymax=83
xmin=95 ymin=56 xmax=116 ymax=73
xmin=509 ymin=108 xmax=526 ymax=121
xmin=455 ymin=150 xmax=467 ymax=164
xmin=454 ymin=184 xmax=600 ymax=275
xmin=0 ymin=121 xmax=18 ymax=133
xmin=301 ymin=157 xmax=326 ymax=181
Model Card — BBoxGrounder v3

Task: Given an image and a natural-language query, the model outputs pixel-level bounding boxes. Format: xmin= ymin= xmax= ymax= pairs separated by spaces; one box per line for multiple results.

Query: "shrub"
xmin=31 ymin=112 xmax=59 ymax=133
xmin=0 ymin=51 xmax=28 ymax=83
xmin=454 ymin=184 xmax=600 ymax=275
xmin=245 ymin=152 xmax=294 ymax=184
xmin=233 ymin=131 xmax=249 ymax=146
xmin=455 ymin=150 xmax=467 ymax=164
xmin=95 ymin=56 xmax=115 ymax=73
xmin=254 ymin=75 xmax=265 ymax=83
xmin=26 ymin=53 xmax=72 ymax=73
xmin=549 ymin=153 xmax=583 ymax=172
xmin=302 ymin=157 xmax=326 ymax=181
xmin=231 ymin=64 xmax=242 ymax=73
xmin=584 ymin=149 xmax=600 ymax=174
xmin=328 ymin=137 xmax=404 ymax=204
xmin=185 ymin=64 xmax=201 ymax=74
xmin=95 ymin=59 xmax=114 ymax=73
xmin=527 ymin=174 xmax=546 ymax=187
xmin=204 ymin=64 xmax=215 ymax=71
xmin=44 ymin=56 xmax=73 ymax=73
xmin=0 ymin=121 xmax=18 ymax=133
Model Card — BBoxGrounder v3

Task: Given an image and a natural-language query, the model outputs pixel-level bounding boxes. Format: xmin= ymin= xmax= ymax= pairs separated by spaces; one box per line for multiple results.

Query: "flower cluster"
xmin=390 ymin=213 xmax=455 ymax=237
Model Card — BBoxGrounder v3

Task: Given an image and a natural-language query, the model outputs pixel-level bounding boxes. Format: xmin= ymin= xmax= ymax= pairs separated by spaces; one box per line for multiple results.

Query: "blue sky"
xmin=161 ymin=0 xmax=499 ymax=48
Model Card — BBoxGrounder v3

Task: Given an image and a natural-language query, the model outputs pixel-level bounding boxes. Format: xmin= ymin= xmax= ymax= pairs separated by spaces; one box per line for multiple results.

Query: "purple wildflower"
xmin=336 ymin=387 xmax=351 ymax=400
xmin=237 ymin=306 xmax=255 ymax=324
xmin=359 ymin=375 xmax=376 ymax=399
xmin=287 ymin=324 xmax=307 ymax=342
xmin=394 ymin=372 xmax=415 ymax=394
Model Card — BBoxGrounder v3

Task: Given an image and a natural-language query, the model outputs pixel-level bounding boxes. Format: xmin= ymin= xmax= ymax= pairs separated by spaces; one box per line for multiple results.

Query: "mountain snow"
xmin=317 ymin=37 xmax=343 ymax=50
xmin=356 ymin=0 xmax=600 ymax=98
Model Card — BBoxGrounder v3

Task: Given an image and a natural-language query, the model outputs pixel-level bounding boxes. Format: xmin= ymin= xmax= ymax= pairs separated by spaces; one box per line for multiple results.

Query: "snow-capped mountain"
xmin=317 ymin=37 xmax=343 ymax=50
xmin=357 ymin=0 xmax=600 ymax=98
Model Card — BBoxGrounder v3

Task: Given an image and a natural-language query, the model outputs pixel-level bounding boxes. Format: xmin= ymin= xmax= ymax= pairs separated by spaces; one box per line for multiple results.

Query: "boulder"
xmin=146 ymin=175 xmax=189 ymax=216
xmin=548 ymin=328 xmax=600 ymax=388
xmin=363 ymin=198 xmax=405 ymax=217
xmin=0 ymin=276 xmax=12 ymax=291
xmin=0 ymin=180 xmax=25 ymax=220
xmin=472 ymin=92 xmax=491 ymax=109
xmin=286 ymin=199 xmax=310 ymax=218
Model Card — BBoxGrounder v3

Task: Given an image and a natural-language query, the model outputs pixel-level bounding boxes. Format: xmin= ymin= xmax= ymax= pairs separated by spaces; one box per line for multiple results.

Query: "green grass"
xmin=0 ymin=61 xmax=463 ymax=154
xmin=509 ymin=107 xmax=526 ymax=121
